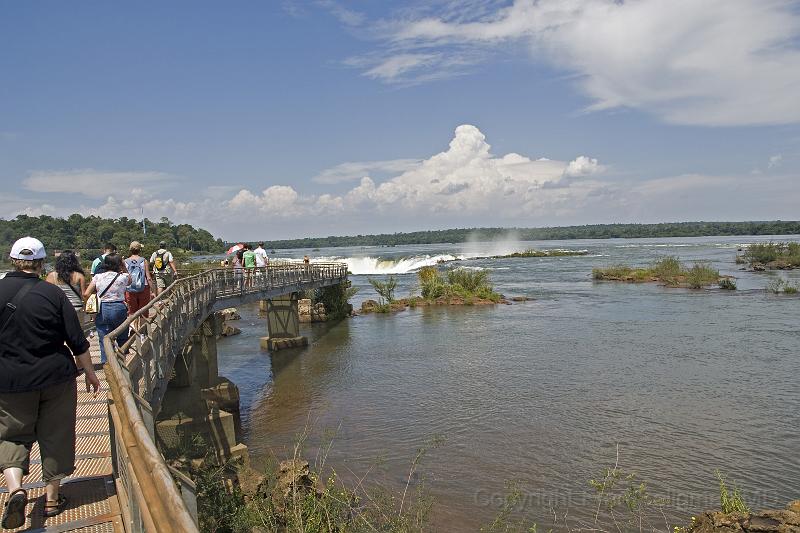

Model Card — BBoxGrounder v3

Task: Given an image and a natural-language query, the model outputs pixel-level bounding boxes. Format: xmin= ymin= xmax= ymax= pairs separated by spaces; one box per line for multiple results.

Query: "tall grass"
xmin=716 ymin=470 xmax=750 ymax=514
xmin=593 ymin=256 xmax=722 ymax=288
xmin=743 ymin=242 xmax=800 ymax=267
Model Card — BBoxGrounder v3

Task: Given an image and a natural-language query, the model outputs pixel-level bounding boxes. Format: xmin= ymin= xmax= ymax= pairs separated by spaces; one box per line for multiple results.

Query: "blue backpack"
xmin=127 ymin=258 xmax=146 ymax=293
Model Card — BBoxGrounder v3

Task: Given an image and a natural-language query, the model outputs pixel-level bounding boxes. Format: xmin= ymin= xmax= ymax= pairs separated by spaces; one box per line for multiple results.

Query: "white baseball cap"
xmin=10 ymin=237 xmax=47 ymax=260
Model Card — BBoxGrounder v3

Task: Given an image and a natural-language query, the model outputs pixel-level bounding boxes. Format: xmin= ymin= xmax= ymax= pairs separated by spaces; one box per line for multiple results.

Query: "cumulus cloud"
xmin=351 ymin=0 xmax=800 ymax=126
xmin=23 ymin=169 xmax=178 ymax=199
xmin=312 ymin=158 xmax=422 ymax=184
xmin=214 ymin=125 xmax=602 ymax=219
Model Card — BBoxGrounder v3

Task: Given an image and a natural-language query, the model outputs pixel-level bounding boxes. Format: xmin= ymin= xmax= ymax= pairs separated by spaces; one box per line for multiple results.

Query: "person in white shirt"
xmin=254 ymin=242 xmax=268 ymax=268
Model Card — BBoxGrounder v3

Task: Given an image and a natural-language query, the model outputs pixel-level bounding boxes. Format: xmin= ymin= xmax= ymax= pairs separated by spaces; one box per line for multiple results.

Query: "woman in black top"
xmin=0 ymin=237 xmax=100 ymax=528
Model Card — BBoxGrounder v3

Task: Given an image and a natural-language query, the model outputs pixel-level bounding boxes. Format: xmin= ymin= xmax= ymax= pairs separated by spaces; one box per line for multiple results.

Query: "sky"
xmin=1 ymin=0 xmax=799 ymax=241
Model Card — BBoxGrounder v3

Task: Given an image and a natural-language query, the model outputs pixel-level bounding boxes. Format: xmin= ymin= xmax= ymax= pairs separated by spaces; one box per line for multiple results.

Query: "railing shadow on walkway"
xmin=103 ymin=263 xmax=348 ymax=533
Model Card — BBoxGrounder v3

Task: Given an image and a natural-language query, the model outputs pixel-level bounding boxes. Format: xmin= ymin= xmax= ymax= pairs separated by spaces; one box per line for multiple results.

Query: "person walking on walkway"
xmin=254 ymin=241 xmax=268 ymax=285
xmin=149 ymin=241 xmax=177 ymax=296
xmin=84 ymin=254 xmax=131 ymax=364
xmin=232 ymin=248 xmax=244 ymax=291
xmin=124 ymin=242 xmax=153 ymax=331
xmin=90 ymin=243 xmax=116 ymax=275
xmin=242 ymin=244 xmax=256 ymax=287
xmin=45 ymin=250 xmax=88 ymax=331
xmin=1 ymin=237 xmax=100 ymax=528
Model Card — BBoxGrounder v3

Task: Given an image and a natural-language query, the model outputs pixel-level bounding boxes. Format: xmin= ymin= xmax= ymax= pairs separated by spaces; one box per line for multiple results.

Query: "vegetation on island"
xmin=493 ymin=249 xmax=588 ymax=258
xmin=592 ymin=256 xmax=730 ymax=289
xmin=362 ymin=266 xmax=505 ymax=314
xmin=259 ymin=221 xmax=800 ymax=250
xmin=736 ymin=241 xmax=800 ymax=270
xmin=766 ymin=278 xmax=799 ymax=294
xmin=0 ymin=214 xmax=224 ymax=266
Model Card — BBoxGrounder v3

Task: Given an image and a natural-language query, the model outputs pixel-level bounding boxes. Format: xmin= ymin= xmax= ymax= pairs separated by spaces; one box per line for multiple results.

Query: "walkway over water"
xmin=1 ymin=263 xmax=348 ymax=532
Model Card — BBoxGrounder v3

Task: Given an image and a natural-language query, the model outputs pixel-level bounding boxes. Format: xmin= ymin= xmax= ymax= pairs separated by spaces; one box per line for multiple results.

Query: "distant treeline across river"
xmin=260 ymin=220 xmax=800 ymax=249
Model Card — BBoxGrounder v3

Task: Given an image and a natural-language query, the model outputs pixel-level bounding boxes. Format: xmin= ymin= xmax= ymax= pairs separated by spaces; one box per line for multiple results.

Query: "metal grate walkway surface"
xmin=1 ymin=338 xmax=123 ymax=533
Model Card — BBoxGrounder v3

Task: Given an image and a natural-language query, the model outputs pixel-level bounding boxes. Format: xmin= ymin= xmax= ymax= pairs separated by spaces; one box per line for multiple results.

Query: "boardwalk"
xmin=0 ymin=336 xmax=123 ymax=532
xmin=1 ymin=263 xmax=348 ymax=532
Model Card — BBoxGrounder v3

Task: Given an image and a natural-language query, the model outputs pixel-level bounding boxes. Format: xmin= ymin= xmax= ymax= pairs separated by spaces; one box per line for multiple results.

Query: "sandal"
xmin=1 ymin=488 xmax=27 ymax=529
xmin=43 ymin=495 xmax=68 ymax=518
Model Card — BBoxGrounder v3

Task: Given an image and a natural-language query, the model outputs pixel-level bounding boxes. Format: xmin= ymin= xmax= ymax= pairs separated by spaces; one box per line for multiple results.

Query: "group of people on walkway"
xmin=231 ymin=241 xmax=269 ymax=288
xmin=0 ymin=236 xmax=178 ymax=527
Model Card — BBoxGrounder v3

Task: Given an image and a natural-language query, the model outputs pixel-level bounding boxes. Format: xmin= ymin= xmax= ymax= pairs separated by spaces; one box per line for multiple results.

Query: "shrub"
xmin=766 ymin=278 xmax=785 ymax=294
xmin=446 ymin=267 xmax=491 ymax=292
xmin=651 ymin=256 xmax=683 ymax=284
xmin=685 ymin=262 xmax=719 ymax=289
xmin=418 ymin=266 xmax=446 ymax=299
xmin=718 ymin=278 xmax=737 ymax=290
xmin=743 ymin=241 xmax=800 ymax=267
xmin=368 ymin=275 xmax=397 ymax=304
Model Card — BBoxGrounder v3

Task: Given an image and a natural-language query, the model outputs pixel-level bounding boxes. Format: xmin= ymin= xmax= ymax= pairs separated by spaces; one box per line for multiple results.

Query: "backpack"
xmin=127 ymin=258 xmax=146 ymax=292
xmin=153 ymin=251 xmax=166 ymax=271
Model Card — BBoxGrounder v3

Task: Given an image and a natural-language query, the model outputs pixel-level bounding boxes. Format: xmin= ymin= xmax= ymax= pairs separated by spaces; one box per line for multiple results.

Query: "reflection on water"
xmin=217 ymin=236 xmax=800 ymax=531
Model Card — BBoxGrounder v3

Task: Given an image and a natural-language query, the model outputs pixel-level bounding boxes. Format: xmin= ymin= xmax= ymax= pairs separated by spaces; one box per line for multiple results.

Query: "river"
xmin=215 ymin=235 xmax=799 ymax=531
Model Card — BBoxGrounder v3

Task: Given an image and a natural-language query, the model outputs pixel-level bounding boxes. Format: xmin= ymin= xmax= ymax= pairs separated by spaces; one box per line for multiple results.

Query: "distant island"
xmin=261 ymin=221 xmax=800 ymax=250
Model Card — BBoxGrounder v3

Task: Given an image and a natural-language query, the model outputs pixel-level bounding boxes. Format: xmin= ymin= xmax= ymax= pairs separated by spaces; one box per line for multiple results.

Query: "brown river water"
xmin=215 ymin=236 xmax=799 ymax=531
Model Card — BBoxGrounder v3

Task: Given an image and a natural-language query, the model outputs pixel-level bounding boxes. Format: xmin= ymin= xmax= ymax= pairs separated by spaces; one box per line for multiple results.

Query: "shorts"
xmin=153 ymin=272 xmax=173 ymax=290
xmin=125 ymin=286 xmax=151 ymax=315
xmin=0 ymin=380 xmax=78 ymax=481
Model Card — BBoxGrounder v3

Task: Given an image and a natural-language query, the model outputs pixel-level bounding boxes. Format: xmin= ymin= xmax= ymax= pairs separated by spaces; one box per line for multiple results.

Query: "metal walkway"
xmin=0 ymin=337 xmax=124 ymax=533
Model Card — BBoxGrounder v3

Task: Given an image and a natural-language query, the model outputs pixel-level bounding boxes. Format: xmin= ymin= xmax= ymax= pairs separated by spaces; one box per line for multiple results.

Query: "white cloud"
xmin=564 ymin=156 xmax=603 ymax=178
xmin=23 ymin=169 xmax=178 ymax=199
xmin=356 ymin=0 xmax=800 ymax=126
xmin=226 ymin=124 xmax=600 ymax=219
xmin=312 ymin=159 xmax=422 ymax=184
xmin=11 ymin=125 xmax=797 ymax=239
xmin=768 ymin=154 xmax=783 ymax=169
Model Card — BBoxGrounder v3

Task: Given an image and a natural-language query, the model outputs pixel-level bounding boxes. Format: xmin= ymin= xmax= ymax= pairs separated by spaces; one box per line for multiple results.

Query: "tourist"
xmin=1 ymin=237 xmax=100 ymax=528
xmin=90 ymin=243 xmax=116 ymax=275
xmin=254 ymin=241 xmax=268 ymax=268
xmin=232 ymin=248 xmax=244 ymax=291
xmin=149 ymin=240 xmax=177 ymax=296
xmin=84 ymin=254 xmax=131 ymax=364
xmin=242 ymin=244 xmax=256 ymax=287
xmin=45 ymin=250 xmax=88 ymax=330
xmin=124 ymin=241 xmax=153 ymax=330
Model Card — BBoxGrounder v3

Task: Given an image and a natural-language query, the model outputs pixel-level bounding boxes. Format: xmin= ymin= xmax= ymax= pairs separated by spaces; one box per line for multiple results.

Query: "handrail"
xmin=103 ymin=263 xmax=348 ymax=532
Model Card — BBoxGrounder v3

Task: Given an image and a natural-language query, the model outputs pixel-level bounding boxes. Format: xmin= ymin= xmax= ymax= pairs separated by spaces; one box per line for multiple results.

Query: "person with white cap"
xmin=0 ymin=237 xmax=100 ymax=528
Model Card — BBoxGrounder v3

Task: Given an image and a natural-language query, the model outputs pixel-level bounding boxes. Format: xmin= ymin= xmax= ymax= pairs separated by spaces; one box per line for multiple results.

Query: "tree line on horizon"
xmin=260 ymin=220 xmax=800 ymax=250
xmin=0 ymin=214 xmax=224 ymax=259
xmin=2 ymin=216 xmax=797 ymax=257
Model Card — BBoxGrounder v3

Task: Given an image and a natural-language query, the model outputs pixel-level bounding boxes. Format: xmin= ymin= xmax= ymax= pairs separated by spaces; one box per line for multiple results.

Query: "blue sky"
xmin=1 ymin=0 xmax=799 ymax=240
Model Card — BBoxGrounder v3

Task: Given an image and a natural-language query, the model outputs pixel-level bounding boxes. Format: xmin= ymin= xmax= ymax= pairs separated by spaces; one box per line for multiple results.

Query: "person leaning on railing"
xmin=0 ymin=237 xmax=101 ymax=528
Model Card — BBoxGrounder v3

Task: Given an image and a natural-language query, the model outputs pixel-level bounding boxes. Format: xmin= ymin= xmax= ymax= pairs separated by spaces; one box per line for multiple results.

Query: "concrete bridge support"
xmin=156 ymin=314 xmax=248 ymax=465
xmin=260 ymin=292 xmax=309 ymax=351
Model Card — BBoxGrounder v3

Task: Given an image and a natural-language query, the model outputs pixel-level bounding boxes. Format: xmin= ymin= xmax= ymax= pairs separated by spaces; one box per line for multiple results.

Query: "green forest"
xmin=0 ymin=214 xmax=224 ymax=261
xmin=262 ymin=221 xmax=800 ymax=249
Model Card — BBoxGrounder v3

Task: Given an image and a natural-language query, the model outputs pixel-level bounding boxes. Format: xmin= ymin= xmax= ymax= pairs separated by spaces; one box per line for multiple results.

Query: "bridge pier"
xmin=260 ymin=292 xmax=309 ymax=351
xmin=156 ymin=314 xmax=248 ymax=465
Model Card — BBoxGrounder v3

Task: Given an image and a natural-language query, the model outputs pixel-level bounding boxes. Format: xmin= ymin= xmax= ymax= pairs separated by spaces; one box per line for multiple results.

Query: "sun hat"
xmin=10 ymin=237 xmax=47 ymax=260
xmin=159 ymin=240 xmax=167 ymax=247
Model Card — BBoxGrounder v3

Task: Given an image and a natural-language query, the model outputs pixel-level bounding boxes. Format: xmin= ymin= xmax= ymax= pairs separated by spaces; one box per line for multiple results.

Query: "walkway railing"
xmin=103 ymin=263 xmax=348 ymax=533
